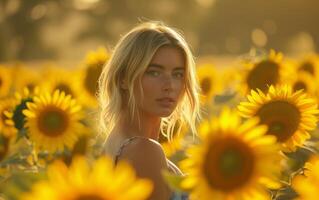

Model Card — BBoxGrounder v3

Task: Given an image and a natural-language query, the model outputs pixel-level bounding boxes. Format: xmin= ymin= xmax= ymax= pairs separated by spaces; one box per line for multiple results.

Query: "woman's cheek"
xmin=142 ymin=77 xmax=159 ymax=92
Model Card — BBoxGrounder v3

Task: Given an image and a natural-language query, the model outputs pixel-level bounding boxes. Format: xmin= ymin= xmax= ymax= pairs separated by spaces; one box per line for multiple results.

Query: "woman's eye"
xmin=174 ymin=72 xmax=184 ymax=78
xmin=147 ymin=70 xmax=160 ymax=76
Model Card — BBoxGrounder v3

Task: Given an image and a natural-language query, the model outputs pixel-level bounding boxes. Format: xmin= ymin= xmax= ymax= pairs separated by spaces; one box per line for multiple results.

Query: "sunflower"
xmin=21 ymin=155 xmax=153 ymax=200
xmin=180 ymin=108 xmax=282 ymax=200
xmin=287 ymin=71 xmax=318 ymax=97
xmin=12 ymin=65 xmax=41 ymax=94
xmin=0 ymin=65 xmax=13 ymax=98
xmin=78 ymin=47 xmax=109 ymax=108
xmin=196 ymin=63 xmax=222 ymax=106
xmin=0 ymin=98 xmax=18 ymax=138
xmin=22 ymin=89 xmax=85 ymax=153
xmin=40 ymin=67 xmax=81 ymax=99
xmin=5 ymin=88 xmax=36 ymax=132
xmin=239 ymin=50 xmax=287 ymax=95
xmin=238 ymin=85 xmax=319 ymax=152
xmin=60 ymin=131 xmax=93 ymax=166
xmin=0 ymin=98 xmax=17 ymax=162
xmin=297 ymin=54 xmax=319 ymax=77
xmin=292 ymin=156 xmax=319 ymax=200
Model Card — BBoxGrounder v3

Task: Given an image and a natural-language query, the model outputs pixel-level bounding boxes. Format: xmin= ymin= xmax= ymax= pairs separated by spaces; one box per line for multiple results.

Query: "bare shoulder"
xmin=118 ymin=137 xmax=171 ymax=199
xmin=119 ymin=137 xmax=167 ymax=168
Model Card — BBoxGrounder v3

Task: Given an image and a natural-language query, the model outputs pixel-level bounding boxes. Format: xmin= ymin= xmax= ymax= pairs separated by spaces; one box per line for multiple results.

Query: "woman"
xmin=98 ymin=21 xmax=201 ymax=200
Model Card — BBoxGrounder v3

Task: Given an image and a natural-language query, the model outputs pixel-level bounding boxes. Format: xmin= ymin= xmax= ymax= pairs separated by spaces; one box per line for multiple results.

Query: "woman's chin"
xmin=157 ymin=109 xmax=175 ymax=117
xmin=144 ymin=107 xmax=175 ymax=118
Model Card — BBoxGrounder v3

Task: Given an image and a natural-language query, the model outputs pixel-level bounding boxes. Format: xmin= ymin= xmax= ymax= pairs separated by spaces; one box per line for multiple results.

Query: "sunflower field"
xmin=0 ymin=46 xmax=319 ymax=200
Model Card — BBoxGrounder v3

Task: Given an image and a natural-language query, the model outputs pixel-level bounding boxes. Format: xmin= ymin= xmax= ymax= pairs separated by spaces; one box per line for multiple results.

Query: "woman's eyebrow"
xmin=148 ymin=63 xmax=185 ymax=70
xmin=148 ymin=63 xmax=164 ymax=69
xmin=174 ymin=67 xmax=185 ymax=71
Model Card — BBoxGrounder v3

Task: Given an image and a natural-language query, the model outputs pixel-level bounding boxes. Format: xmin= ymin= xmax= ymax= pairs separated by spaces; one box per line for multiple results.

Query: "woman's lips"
xmin=156 ymin=98 xmax=175 ymax=107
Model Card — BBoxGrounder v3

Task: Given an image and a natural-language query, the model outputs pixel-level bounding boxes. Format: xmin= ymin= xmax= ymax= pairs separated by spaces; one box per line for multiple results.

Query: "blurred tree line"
xmin=0 ymin=0 xmax=318 ymax=61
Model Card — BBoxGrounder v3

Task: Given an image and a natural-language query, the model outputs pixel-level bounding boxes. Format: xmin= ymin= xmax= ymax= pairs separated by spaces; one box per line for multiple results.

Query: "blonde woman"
xmin=98 ymin=21 xmax=201 ymax=200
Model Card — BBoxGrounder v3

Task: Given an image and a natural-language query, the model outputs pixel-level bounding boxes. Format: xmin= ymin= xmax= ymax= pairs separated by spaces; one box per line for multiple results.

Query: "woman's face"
xmin=137 ymin=45 xmax=186 ymax=117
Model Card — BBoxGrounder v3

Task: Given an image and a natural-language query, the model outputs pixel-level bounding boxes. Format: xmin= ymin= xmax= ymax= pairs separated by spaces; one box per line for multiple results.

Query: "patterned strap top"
xmin=114 ymin=136 xmax=146 ymax=165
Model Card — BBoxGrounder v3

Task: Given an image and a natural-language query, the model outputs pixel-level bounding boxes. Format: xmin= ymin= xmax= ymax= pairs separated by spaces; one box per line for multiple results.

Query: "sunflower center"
xmin=256 ymin=100 xmax=301 ymax=142
xmin=247 ymin=60 xmax=279 ymax=92
xmin=269 ymin=121 xmax=285 ymax=134
xmin=54 ymin=83 xmax=74 ymax=96
xmin=203 ymin=136 xmax=255 ymax=191
xmin=219 ymin=149 xmax=243 ymax=176
xmin=38 ymin=106 xmax=69 ymax=137
xmin=84 ymin=65 xmax=103 ymax=96
xmin=201 ymin=77 xmax=212 ymax=95
xmin=27 ymin=83 xmax=36 ymax=93
xmin=74 ymin=194 xmax=105 ymax=200
xmin=293 ymin=81 xmax=307 ymax=92
xmin=299 ymin=61 xmax=314 ymax=75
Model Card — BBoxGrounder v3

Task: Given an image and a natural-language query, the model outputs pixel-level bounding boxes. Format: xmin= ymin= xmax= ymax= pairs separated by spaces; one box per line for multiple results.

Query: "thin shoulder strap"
xmin=114 ymin=136 xmax=151 ymax=165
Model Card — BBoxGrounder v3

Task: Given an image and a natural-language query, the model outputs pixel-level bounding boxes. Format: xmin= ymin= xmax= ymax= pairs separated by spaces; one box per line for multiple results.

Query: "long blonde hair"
xmin=97 ymin=21 xmax=201 ymax=140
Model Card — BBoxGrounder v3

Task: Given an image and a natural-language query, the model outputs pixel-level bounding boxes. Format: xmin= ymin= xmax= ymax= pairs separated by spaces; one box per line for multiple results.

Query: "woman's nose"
xmin=161 ymin=74 xmax=174 ymax=92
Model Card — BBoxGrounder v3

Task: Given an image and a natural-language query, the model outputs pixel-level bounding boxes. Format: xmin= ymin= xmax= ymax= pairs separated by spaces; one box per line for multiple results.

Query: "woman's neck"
xmin=116 ymin=110 xmax=161 ymax=140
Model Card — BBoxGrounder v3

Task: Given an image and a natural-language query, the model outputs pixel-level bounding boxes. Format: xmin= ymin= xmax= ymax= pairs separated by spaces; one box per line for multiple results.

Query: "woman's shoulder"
xmin=122 ymin=136 xmax=163 ymax=150
xmin=117 ymin=136 xmax=167 ymax=166
xmin=116 ymin=136 xmax=172 ymax=199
